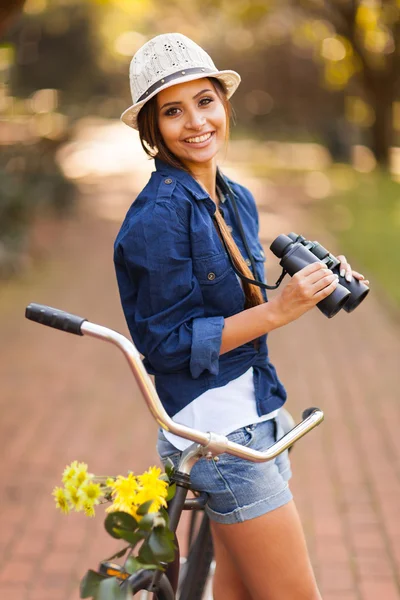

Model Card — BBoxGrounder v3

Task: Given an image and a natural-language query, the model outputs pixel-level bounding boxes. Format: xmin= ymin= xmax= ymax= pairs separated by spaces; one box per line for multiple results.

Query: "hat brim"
xmin=120 ymin=69 xmax=241 ymax=130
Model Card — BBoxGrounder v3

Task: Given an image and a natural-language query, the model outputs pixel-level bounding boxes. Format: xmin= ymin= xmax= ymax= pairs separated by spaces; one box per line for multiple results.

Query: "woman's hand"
xmin=337 ymin=254 xmax=370 ymax=286
xmin=268 ymin=262 xmax=339 ymax=328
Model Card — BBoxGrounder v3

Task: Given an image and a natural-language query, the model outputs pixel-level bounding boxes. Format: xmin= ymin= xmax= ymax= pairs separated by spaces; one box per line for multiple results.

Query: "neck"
xmin=185 ymin=159 xmax=218 ymax=205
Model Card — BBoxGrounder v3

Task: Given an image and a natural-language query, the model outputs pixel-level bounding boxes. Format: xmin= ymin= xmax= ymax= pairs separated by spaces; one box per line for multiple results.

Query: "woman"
xmin=114 ymin=33 xmax=368 ymax=600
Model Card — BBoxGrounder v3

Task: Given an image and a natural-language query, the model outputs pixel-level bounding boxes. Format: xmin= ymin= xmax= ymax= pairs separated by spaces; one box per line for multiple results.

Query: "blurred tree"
xmin=7 ymin=2 xmax=116 ymax=108
xmin=298 ymin=0 xmax=400 ymax=167
xmin=0 ymin=0 xmax=26 ymax=36
xmin=6 ymin=0 xmax=399 ymax=166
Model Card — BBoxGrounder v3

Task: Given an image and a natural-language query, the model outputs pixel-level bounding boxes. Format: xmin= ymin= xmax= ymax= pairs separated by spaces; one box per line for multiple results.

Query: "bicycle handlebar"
xmin=25 ymin=303 xmax=324 ymax=461
xmin=26 ymin=303 xmax=87 ymax=336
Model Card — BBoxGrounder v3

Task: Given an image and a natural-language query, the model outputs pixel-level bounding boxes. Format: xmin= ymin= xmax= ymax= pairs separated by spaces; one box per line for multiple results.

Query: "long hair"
xmin=137 ymin=78 xmax=264 ymax=309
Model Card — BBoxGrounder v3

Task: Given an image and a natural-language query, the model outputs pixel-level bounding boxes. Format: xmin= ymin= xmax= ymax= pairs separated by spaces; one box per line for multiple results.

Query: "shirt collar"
xmin=155 ymin=158 xmax=210 ymax=201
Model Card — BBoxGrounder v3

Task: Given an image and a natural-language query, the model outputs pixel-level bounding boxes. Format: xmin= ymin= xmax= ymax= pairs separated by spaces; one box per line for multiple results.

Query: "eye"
xmin=164 ymin=107 xmax=181 ymax=117
xmin=199 ymin=96 xmax=214 ymax=106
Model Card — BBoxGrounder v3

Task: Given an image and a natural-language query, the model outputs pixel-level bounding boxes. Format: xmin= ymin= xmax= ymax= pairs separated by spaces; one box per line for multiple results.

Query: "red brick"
xmin=0 ymin=560 xmax=35 ymax=585
xmin=359 ymin=579 xmax=400 ymax=600
xmin=0 ymin=585 xmax=29 ymax=600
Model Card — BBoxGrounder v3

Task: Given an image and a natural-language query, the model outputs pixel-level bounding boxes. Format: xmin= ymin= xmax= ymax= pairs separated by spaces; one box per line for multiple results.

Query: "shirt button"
xmin=164 ymin=178 xmax=173 ymax=184
xmin=260 ymin=250 xmax=265 ymax=258
xmin=227 ymin=225 xmax=233 ymax=233
xmin=245 ymin=258 xmax=251 ymax=266
xmin=207 ymin=272 xmax=216 ymax=281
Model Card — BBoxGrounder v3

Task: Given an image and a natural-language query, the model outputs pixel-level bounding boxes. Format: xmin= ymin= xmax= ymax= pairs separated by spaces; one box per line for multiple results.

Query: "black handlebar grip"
xmin=25 ymin=303 xmax=87 ymax=335
xmin=302 ymin=407 xmax=320 ymax=420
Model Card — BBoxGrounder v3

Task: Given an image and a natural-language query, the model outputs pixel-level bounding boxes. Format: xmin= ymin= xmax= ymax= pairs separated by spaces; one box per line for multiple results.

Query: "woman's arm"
xmin=220 ymin=262 xmax=338 ymax=355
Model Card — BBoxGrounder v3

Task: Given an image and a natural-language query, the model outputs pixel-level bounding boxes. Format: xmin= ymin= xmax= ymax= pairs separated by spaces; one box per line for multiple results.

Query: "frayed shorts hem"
xmin=205 ymin=483 xmax=293 ymax=524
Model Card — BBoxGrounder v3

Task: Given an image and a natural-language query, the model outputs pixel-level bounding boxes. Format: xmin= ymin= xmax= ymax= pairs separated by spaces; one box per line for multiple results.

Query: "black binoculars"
xmin=270 ymin=233 xmax=370 ymax=318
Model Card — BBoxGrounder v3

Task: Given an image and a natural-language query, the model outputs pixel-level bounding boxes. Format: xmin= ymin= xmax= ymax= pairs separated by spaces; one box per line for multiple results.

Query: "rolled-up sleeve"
xmin=190 ymin=316 xmax=224 ymax=378
xmin=114 ymin=201 xmax=224 ymax=379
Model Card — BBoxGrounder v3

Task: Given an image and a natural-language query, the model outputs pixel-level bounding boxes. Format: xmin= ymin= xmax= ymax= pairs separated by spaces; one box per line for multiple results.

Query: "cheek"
xmin=213 ymin=105 xmax=227 ymax=134
xmin=158 ymin=119 xmax=180 ymax=148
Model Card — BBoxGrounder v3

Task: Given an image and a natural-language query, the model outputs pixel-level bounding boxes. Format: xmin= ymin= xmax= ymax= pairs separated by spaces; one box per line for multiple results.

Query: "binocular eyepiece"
xmin=270 ymin=233 xmax=369 ymax=318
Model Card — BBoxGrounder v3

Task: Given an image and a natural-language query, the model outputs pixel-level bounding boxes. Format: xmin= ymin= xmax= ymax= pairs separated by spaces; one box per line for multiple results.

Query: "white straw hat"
xmin=121 ymin=33 xmax=241 ymax=130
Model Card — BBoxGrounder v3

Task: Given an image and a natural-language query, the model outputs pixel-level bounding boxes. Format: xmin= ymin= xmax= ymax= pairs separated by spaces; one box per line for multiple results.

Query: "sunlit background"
xmin=1 ymin=0 xmax=400 ymax=302
xmin=1 ymin=2 xmax=400 ymax=600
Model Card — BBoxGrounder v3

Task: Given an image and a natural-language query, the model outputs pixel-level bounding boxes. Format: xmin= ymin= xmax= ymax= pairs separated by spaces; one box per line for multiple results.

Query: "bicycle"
xmin=25 ymin=302 xmax=324 ymax=599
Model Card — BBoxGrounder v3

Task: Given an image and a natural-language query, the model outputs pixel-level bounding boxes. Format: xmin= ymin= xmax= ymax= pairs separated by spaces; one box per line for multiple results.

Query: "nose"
xmin=185 ymin=108 xmax=206 ymax=131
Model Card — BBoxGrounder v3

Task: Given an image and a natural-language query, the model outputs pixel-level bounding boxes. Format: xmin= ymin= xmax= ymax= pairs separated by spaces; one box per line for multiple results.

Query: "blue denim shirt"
xmin=114 ymin=158 xmax=286 ymax=418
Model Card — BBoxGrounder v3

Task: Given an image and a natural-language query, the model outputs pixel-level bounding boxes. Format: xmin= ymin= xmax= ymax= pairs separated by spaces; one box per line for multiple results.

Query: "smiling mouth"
xmin=183 ymin=132 xmax=214 ymax=144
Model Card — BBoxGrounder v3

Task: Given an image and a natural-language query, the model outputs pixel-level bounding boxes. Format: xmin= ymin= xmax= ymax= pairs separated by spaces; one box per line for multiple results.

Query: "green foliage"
xmin=80 ymin=471 xmax=177 ymax=599
xmin=80 ymin=570 xmax=107 ymax=599
xmin=316 ymin=169 xmax=400 ymax=308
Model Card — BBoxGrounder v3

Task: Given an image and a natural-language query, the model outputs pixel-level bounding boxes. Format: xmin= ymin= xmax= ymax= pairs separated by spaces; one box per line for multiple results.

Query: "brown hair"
xmin=137 ymin=78 xmax=264 ymax=309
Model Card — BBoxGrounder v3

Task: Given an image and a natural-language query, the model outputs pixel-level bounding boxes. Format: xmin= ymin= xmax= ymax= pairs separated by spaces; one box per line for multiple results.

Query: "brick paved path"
xmin=1 ymin=159 xmax=399 ymax=599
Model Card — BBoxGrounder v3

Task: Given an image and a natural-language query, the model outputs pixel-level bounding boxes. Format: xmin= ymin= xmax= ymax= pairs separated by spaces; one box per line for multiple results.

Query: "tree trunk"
xmin=366 ymin=76 xmax=394 ymax=169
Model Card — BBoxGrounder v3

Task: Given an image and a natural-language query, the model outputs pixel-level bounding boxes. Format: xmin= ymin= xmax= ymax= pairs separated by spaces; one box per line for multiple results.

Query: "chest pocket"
xmin=193 ymin=252 xmax=232 ymax=285
xmin=192 ymin=252 xmax=244 ymax=315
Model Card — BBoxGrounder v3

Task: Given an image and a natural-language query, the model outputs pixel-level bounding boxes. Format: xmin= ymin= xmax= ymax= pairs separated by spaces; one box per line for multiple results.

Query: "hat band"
xmin=137 ymin=66 xmax=216 ymax=103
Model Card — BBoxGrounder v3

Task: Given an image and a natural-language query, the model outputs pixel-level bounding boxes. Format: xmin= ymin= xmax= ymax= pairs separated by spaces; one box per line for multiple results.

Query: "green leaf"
xmin=138 ymin=541 xmax=157 ymax=565
xmin=138 ymin=513 xmax=155 ymax=531
xmin=137 ymin=500 xmax=153 ymax=516
xmin=125 ymin=556 xmax=161 ymax=575
xmin=79 ymin=570 xmax=106 ymax=599
xmin=104 ymin=512 xmax=138 ymax=540
xmin=148 ymin=528 xmax=176 ymax=563
xmin=124 ymin=556 xmax=141 ymax=575
xmin=113 ymin=529 xmax=143 ymax=546
xmin=96 ymin=577 xmax=126 ymax=600
xmin=166 ymin=482 xmax=176 ymax=502
xmin=104 ymin=545 xmax=131 ymax=562
xmin=159 ymin=473 xmax=169 ymax=482
xmin=164 ymin=459 xmax=175 ymax=479
xmin=159 ymin=507 xmax=170 ymax=529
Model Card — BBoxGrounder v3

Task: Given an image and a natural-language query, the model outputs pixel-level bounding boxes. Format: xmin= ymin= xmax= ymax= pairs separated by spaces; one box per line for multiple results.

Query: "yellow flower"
xmin=136 ymin=466 xmax=168 ymax=513
xmin=109 ymin=472 xmax=139 ymax=505
xmin=52 ymin=486 xmax=70 ymax=514
xmin=78 ymin=481 xmax=102 ymax=506
xmin=62 ymin=461 xmax=90 ymax=487
xmin=62 ymin=460 xmax=79 ymax=484
xmin=83 ymin=501 xmax=96 ymax=517
xmin=74 ymin=462 xmax=91 ymax=487
xmin=65 ymin=483 xmax=83 ymax=512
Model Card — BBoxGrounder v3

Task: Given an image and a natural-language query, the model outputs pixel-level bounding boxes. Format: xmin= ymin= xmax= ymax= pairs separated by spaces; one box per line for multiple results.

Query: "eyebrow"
xmin=159 ymin=89 xmax=213 ymax=111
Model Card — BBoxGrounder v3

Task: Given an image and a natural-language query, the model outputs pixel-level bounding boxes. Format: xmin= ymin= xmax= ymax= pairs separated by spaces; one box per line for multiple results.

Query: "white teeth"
xmin=185 ymin=132 xmax=212 ymax=143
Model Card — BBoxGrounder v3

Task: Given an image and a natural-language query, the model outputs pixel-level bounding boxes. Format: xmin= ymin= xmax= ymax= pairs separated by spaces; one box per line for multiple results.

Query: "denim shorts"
xmin=156 ymin=418 xmax=292 ymax=525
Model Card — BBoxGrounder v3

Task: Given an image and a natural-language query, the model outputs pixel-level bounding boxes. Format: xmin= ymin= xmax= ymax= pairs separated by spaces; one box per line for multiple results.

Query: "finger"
xmin=312 ymin=272 xmax=338 ymax=293
xmin=296 ymin=262 xmax=327 ymax=278
xmin=313 ymin=277 xmax=338 ymax=301
xmin=303 ymin=266 xmax=332 ymax=285
xmin=337 ymin=255 xmax=349 ymax=278
xmin=352 ymin=270 xmax=364 ymax=280
xmin=337 ymin=254 xmax=347 ymax=273
xmin=345 ymin=263 xmax=352 ymax=283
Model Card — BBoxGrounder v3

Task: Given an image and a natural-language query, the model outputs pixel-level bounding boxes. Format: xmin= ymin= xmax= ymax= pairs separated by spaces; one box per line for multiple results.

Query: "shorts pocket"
xmin=226 ymin=425 xmax=255 ymax=448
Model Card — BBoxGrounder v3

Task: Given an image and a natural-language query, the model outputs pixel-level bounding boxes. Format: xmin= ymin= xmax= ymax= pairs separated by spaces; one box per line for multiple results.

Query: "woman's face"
xmin=156 ymin=78 xmax=227 ymax=170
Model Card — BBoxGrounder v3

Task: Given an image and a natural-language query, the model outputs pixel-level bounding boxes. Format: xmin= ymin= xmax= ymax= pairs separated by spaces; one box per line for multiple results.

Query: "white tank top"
xmin=164 ymin=367 xmax=278 ymax=451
